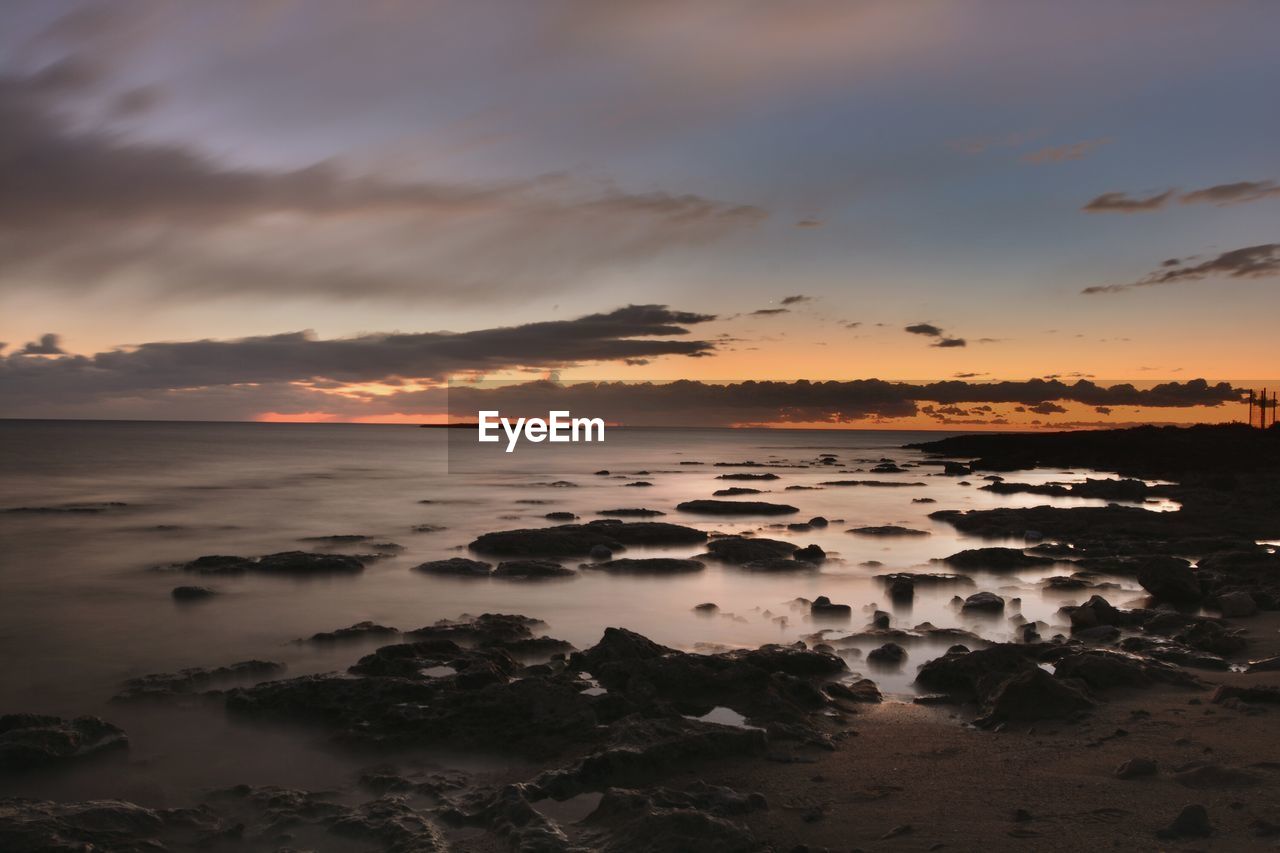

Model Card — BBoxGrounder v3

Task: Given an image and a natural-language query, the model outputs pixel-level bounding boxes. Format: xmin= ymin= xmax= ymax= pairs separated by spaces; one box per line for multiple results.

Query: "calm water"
xmin=0 ymin=420 xmax=1157 ymax=805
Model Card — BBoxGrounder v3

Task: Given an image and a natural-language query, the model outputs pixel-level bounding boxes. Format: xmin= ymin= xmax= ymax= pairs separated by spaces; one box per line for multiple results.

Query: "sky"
xmin=0 ymin=0 xmax=1277 ymax=428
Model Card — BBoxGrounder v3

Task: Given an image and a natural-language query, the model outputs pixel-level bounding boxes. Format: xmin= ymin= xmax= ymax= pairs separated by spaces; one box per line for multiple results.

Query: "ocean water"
xmin=0 ymin=420 xmax=1157 ymax=805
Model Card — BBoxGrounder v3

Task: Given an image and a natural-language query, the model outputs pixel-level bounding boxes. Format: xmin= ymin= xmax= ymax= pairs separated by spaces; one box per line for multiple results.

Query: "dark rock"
xmin=847 ymin=525 xmax=929 ymax=537
xmin=871 ymin=610 xmax=890 ymax=629
xmin=824 ymin=678 xmax=882 ymax=703
xmin=597 ymin=508 xmax=667 ymax=517
xmin=808 ymin=516 xmax=829 ymax=527
xmin=915 ymin=644 xmax=1040 ymax=700
xmin=961 ymin=592 xmax=1005 ymax=613
xmin=413 ymin=557 xmax=493 ymax=576
xmin=308 ymin=621 xmax=399 ymax=643
xmin=810 ymin=596 xmax=851 ymax=618
xmin=545 ymin=511 xmax=578 ymax=521
xmin=1216 ymin=590 xmax=1258 ymax=617
xmin=171 ymin=585 xmax=216 ymax=600
xmin=694 ymin=602 xmax=719 ymax=613
xmin=716 ymin=473 xmax=780 ymax=481
xmin=976 ymin=668 xmax=1094 ymax=726
xmin=741 ymin=558 xmax=817 ymax=572
xmin=0 ymin=715 xmax=128 ymax=770
xmin=676 ymin=500 xmax=798 ymax=516
xmin=713 ymin=487 xmax=762 ymax=496
xmin=589 ymin=544 xmax=615 ymax=561
xmin=867 ymin=643 xmax=906 ymax=665
xmin=492 ymin=559 xmax=576 ymax=579
xmin=624 ymin=481 xmax=654 ymax=487
xmin=590 ymin=558 xmax=705 ymax=574
xmin=1115 ymin=757 xmax=1158 ymax=779
xmin=471 ymin=520 xmax=705 ymax=556
xmin=1136 ymin=557 xmax=1201 ymax=604
xmin=576 ymin=783 xmax=766 ymax=853
xmin=1049 ymin=648 xmax=1199 ymax=690
xmin=1157 ymin=804 xmax=1212 ymax=839
xmin=705 ymin=537 xmax=797 ymax=563
xmin=938 ymin=548 xmax=1055 ymax=571
xmin=792 ymin=544 xmax=826 ymax=563
xmin=1173 ymin=762 xmax=1261 ymax=789
xmin=115 ymin=660 xmax=285 ymax=702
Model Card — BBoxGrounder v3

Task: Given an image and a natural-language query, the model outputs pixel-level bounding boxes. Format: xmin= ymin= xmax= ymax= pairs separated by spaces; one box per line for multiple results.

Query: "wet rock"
xmin=792 ymin=544 xmax=826 ymax=563
xmin=808 ymin=516 xmax=828 ymax=527
xmin=1061 ymin=595 xmax=1143 ymax=630
xmin=493 ymin=559 xmax=576 ymax=579
xmin=741 ymin=558 xmax=817 ymax=572
xmin=1212 ymin=684 xmax=1280 ymax=705
xmin=676 ymin=500 xmax=798 ymax=516
xmin=180 ymin=554 xmax=254 ymax=574
xmin=413 ymin=557 xmax=493 ymax=576
xmin=694 ymin=602 xmax=719 ymax=613
xmin=1118 ymin=636 xmax=1228 ymax=670
xmin=961 ymin=592 xmax=1005 ymax=613
xmin=115 ymin=660 xmax=285 ymax=702
xmin=871 ymin=610 xmax=891 ymax=629
xmin=308 ymin=621 xmax=399 ymax=643
xmin=867 ymin=643 xmax=906 ymax=665
xmin=577 ymin=783 xmax=765 ymax=853
xmin=1216 ymin=590 xmax=1258 ymax=617
xmin=913 ymin=497 xmax=937 ymax=503
xmin=171 ymin=585 xmax=216 ymax=600
xmin=819 ymin=479 xmax=926 ymax=487
xmin=714 ymin=487 xmax=762 ymax=496
xmin=810 ymin=596 xmax=851 ymax=618
xmin=915 ymin=644 xmax=1040 ymax=700
xmin=1136 ymin=557 xmax=1201 ymax=604
xmin=1048 ymin=648 xmax=1199 ymax=690
xmin=976 ymin=668 xmax=1094 ymax=727
xmin=1043 ymin=575 xmax=1090 ymax=591
xmin=0 ymin=798 xmax=205 ymax=851
xmin=589 ymin=558 xmax=705 ymax=574
xmin=545 ymin=511 xmax=578 ymax=521
xmin=847 ymin=525 xmax=930 ymax=537
xmin=705 ymin=537 xmax=797 ymax=563
xmin=406 ymin=613 xmax=551 ymax=647
xmin=471 ymin=520 xmax=706 ymax=556
xmin=716 ymin=473 xmax=780 ymax=481
xmin=888 ymin=577 xmax=914 ymax=601
xmin=597 ymin=508 xmax=667 ymax=517
xmin=1247 ymin=655 xmax=1280 ymax=673
xmin=0 ymin=715 xmax=128 ymax=770
xmin=938 ymin=548 xmax=1055 ymax=571
xmin=1156 ymin=804 xmax=1212 ymax=839
xmin=824 ymin=678 xmax=882 ymax=703
xmin=1115 ymin=757 xmax=1158 ymax=779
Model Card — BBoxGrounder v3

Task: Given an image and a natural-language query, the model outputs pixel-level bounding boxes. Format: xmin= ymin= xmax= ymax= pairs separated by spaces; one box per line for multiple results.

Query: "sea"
xmin=0 ymin=420 xmax=1164 ymax=806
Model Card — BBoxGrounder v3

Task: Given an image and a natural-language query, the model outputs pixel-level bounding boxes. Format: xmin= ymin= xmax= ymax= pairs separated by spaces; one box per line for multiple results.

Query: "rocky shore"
xmin=4 ymin=424 xmax=1280 ymax=851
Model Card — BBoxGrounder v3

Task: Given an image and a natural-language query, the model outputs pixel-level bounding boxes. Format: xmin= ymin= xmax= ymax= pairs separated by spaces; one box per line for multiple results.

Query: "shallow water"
xmin=0 ymin=420 xmax=1154 ymax=804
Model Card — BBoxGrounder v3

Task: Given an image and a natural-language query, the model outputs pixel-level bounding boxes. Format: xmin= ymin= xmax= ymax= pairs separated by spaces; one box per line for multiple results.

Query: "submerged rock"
xmin=0 ymin=714 xmax=128 ymax=770
xmin=115 ymin=660 xmax=285 ymax=703
xmin=308 ymin=621 xmax=399 ymax=643
xmin=492 ymin=559 xmax=576 ymax=579
xmin=676 ymin=500 xmax=798 ymax=516
xmin=1136 ymin=557 xmax=1201 ymax=604
xmin=588 ymin=558 xmax=705 ymax=574
xmin=180 ymin=551 xmax=364 ymax=575
xmin=703 ymin=537 xmax=797 ymax=564
xmin=471 ymin=520 xmax=706 ymax=557
xmin=171 ymin=585 xmax=217 ymax=600
xmin=810 ymin=596 xmax=851 ymax=618
xmin=847 ymin=525 xmax=930 ymax=537
xmin=414 ymin=557 xmax=493 ymax=576
xmin=938 ymin=547 xmax=1055 ymax=571
xmin=960 ymin=591 xmax=1005 ymax=613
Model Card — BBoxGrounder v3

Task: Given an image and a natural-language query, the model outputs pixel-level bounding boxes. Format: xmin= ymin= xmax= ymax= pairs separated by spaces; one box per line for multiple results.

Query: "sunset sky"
xmin=1 ymin=1 xmax=1277 ymax=427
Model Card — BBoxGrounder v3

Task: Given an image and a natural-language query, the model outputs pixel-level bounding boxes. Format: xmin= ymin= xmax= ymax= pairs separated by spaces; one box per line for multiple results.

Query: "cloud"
xmin=1179 ymin=180 xmax=1280 ymax=207
xmin=1021 ymin=138 xmax=1110 ymax=164
xmin=1027 ymin=402 xmax=1067 ymax=415
xmin=794 ymin=219 xmax=822 ymax=228
xmin=905 ymin=323 xmax=966 ymax=347
xmin=17 ymin=333 xmax=65 ymax=355
xmin=1081 ymin=190 xmax=1175 ymax=213
xmin=780 ymin=295 xmax=812 ymax=305
xmin=0 ymin=64 xmax=765 ymax=305
xmin=1083 ymin=243 xmax=1280 ymax=294
xmin=1083 ymin=179 xmax=1280 ymax=213
xmin=0 ymin=305 xmax=718 ymax=413
xmin=749 ymin=308 xmax=789 ymax=316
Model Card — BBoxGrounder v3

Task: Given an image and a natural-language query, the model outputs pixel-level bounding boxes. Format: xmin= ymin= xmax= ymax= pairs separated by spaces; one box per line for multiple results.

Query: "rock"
xmin=1157 ymin=804 xmax=1212 ymax=839
xmin=1115 ymin=757 xmax=1158 ymax=779
xmin=1061 ymin=595 xmax=1141 ymax=630
xmin=589 ymin=544 xmax=615 ymax=561
xmin=867 ymin=643 xmax=907 ymax=665
xmin=938 ymin=548 xmax=1055 ymax=571
xmin=824 ymin=679 xmax=882 ymax=703
xmin=740 ymin=558 xmax=817 ymax=572
xmin=179 ymin=554 xmax=253 ymax=574
xmin=1212 ymin=684 xmax=1280 ymax=705
xmin=492 ymin=559 xmax=576 ymax=579
xmin=705 ymin=537 xmax=797 ymax=563
xmin=471 ymin=520 xmax=706 ymax=556
xmin=308 ymin=621 xmax=399 ymax=643
xmin=694 ymin=603 xmax=719 ymax=613
xmin=1174 ymin=762 xmax=1261 ymax=789
xmin=414 ymin=557 xmax=493 ymax=576
xmin=1247 ymin=655 xmax=1280 ymax=672
xmin=915 ymin=644 xmax=1039 ymax=700
xmin=180 ymin=551 xmax=367 ymax=575
xmin=1137 ymin=557 xmax=1201 ymax=604
xmin=913 ymin=497 xmax=936 ymax=503
xmin=716 ymin=473 xmax=780 ymax=481
xmin=792 ymin=544 xmax=826 ymax=563
xmin=889 ymin=578 xmax=914 ymax=601
xmin=713 ymin=487 xmax=762 ymax=496
xmin=1073 ymin=625 xmax=1120 ymax=643
xmin=810 ymin=596 xmax=851 ymax=618
xmin=589 ymin=558 xmax=705 ymax=574
xmin=676 ymin=500 xmax=798 ymax=516
xmin=871 ymin=610 xmax=891 ymax=629
xmin=847 ymin=525 xmax=929 ymax=537
xmin=545 ymin=511 xmax=578 ymax=521
xmin=976 ymin=668 xmax=1094 ymax=726
xmin=576 ymin=783 xmax=766 ymax=852
xmin=1049 ymin=648 xmax=1199 ymax=690
xmin=808 ymin=516 xmax=829 ymax=527
xmin=114 ymin=660 xmax=285 ymax=702
xmin=961 ymin=592 xmax=1005 ymax=613
xmin=171 ymin=585 xmax=216 ymax=600
xmin=943 ymin=461 xmax=971 ymax=476
xmin=0 ymin=714 xmax=128 ymax=770
xmin=1043 ymin=575 xmax=1090 ymax=590
xmin=597 ymin=508 xmax=666 ymax=517
xmin=1216 ymin=590 xmax=1258 ymax=617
